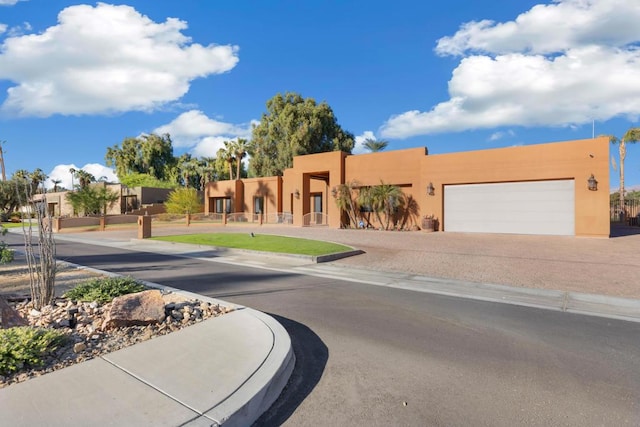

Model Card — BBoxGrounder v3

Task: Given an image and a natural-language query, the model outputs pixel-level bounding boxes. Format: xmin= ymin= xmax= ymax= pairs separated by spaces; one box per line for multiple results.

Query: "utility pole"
xmin=0 ymin=141 xmax=6 ymax=181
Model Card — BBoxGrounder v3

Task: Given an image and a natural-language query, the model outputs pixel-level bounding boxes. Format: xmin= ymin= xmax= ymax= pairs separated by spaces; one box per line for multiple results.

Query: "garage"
xmin=444 ymin=180 xmax=575 ymax=236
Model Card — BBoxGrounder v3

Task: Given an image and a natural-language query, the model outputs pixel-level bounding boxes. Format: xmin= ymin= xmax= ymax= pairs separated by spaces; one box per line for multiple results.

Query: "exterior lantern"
xmin=331 ymin=186 xmax=337 ymax=198
xmin=294 ymin=189 xmax=300 ymax=198
xmin=587 ymin=174 xmax=598 ymax=191
xmin=426 ymin=182 xmax=435 ymax=196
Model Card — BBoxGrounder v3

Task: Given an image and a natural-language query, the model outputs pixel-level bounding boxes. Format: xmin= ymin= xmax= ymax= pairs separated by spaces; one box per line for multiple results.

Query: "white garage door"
xmin=444 ymin=180 xmax=575 ymax=236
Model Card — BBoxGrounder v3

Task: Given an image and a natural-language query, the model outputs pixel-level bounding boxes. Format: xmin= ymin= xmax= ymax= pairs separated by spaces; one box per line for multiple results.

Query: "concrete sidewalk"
xmin=0 ymin=265 xmax=295 ymax=427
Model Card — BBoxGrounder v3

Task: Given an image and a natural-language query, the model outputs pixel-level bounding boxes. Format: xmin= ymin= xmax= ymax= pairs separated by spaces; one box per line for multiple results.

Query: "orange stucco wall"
xmin=204 ymin=137 xmax=610 ymax=237
xmin=205 ymin=180 xmax=244 ymax=214
xmin=283 ymin=151 xmax=347 ymax=227
xmin=420 ymin=137 xmax=609 ymax=237
xmin=242 ymin=176 xmax=282 ymax=216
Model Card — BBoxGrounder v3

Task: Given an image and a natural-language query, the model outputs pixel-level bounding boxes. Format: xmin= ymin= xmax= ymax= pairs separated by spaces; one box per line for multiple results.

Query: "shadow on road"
xmin=253 ymin=314 xmax=328 ymax=427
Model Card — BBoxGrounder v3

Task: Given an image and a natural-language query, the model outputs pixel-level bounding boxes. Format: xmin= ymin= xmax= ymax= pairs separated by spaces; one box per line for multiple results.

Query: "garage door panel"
xmin=444 ymin=180 xmax=575 ymax=236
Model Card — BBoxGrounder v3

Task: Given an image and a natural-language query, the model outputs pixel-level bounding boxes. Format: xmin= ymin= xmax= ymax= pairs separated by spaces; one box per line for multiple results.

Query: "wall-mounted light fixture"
xmin=426 ymin=182 xmax=435 ymax=196
xmin=331 ymin=186 xmax=337 ymax=198
xmin=587 ymin=174 xmax=598 ymax=191
xmin=294 ymin=189 xmax=300 ymax=199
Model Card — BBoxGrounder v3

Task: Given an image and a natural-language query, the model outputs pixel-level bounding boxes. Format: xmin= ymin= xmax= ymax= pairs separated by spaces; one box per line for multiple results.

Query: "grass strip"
xmin=152 ymin=233 xmax=351 ymax=256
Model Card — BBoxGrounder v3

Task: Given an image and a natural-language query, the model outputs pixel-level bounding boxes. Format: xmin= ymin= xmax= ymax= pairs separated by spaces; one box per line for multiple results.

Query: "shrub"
xmin=0 ymin=225 xmax=13 ymax=264
xmin=0 ymin=327 xmax=68 ymax=375
xmin=165 ymin=187 xmax=203 ymax=215
xmin=64 ymin=276 xmax=146 ymax=304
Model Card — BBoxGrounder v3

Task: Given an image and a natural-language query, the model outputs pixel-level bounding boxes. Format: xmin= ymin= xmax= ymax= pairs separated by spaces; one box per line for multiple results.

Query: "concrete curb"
xmin=294 ymin=264 xmax=640 ymax=324
xmin=202 ymin=309 xmax=295 ymax=427
xmin=128 ymin=237 xmax=364 ymax=264
xmin=31 ymin=259 xmax=295 ymax=426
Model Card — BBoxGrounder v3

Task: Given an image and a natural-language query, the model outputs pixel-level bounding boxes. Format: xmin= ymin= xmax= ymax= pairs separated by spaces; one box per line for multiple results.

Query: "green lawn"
xmin=152 ymin=233 xmax=352 ymax=256
xmin=0 ymin=222 xmax=25 ymax=229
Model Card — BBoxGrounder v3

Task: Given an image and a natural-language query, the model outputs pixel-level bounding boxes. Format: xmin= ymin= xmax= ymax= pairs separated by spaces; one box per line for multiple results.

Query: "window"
xmin=213 ymin=197 xmax=231 ymax=213
xmin=254 ymin=196 xmax=264 ymax=214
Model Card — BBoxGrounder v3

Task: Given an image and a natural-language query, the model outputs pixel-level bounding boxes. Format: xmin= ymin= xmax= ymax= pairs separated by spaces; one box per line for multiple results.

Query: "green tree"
xmin=50 ymin=179 xmax=62 ymax=192
xmin=72 ymin=169 xmax=95 ymax=189
xmin=176 ymin=153 xmax=203 ymax=188
xmin=217 ymin=142 xmax=236 ymax=180
xmin=332 ymin=180 xmax=361 ymax=228
xmin=367 ymin=182 xmax=404 ymax=230
xmin=65 ymin=186 xmax=119 ymax=216
xmin=0 ymin=169 xmax=47 ymax=214
xmin=607 ymin=128 xmax=640 ymax=215
xmin=29 ymin=169 xmax=47 ymax=194
xmin=0 ymin=224 xmax=14 ymax=264
xmin=362 ymin=138 xmax=388 ymax=152
xmin=249 ymin=92 xmax=355 ymax=177
xmin=232 ymin=138 xmax=249 ymax=180
xmin=119 ymin=172 xmax=176 ymax=189
xmin=105 ymin=134 xmax=176 ymax=181
xmin=165 ymin=187 xmax=203 ymax=215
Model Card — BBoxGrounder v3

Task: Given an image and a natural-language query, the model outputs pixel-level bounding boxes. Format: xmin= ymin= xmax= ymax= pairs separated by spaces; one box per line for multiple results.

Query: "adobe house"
xmin=205 ymin=137 xmax=610 ymax=237
xmin=35 ymin=184 xmax=173 ymax=217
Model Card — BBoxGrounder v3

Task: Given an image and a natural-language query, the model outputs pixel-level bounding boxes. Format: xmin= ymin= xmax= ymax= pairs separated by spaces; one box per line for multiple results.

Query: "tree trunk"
xmin=620 ymin=142 xmax=626 ymax=217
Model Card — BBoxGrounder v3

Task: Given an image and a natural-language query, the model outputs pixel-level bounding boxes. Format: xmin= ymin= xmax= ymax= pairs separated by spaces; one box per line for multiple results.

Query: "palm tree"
xmin=69 ymin=167 xmax=76 ymax=189
xmin=73 ymin=169 xmax=95 ymax=189
xmin=608 ymin=128 xmax=640 ymax=217
xmin=333 ymin=180 xmax=361 ymax=228
xmin=218 ymin=142 xmax=235 ymax=180
xmin=233 ymin=138 xmax=249 ymax=180
xmin=51 ymin=179 xmax=62 ymax=192
xmin=363 ymin=138 xmax=388 ymax=153
xmin=0 ymin=141 xmax=6 ymax=181
xmin=29 ymin=168 xmax=47 ymax=194
xmin=370 ymin=182 xmax=404 ymax=230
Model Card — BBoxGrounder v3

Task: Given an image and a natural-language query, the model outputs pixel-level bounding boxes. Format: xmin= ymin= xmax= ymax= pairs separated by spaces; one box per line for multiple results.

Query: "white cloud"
xmin=353 ymin=131 xmax=376 ymax=154
xmin=0 ymin=0 xmax=26 ymax=6
xmin=5 ymin=21 xmax=31 ymax=37
xmin=381 ymin=0 xmax=640 ymax=138
xmin=0 ymin=3 xmax=239 ymax=117
xmin=153 ymin=109 xmax=256 ymax=158
xmin=488 ymin=130 xmax=515 ymax=141
xmin=0 ymin=24 xmax=6 ymax=34
xmin=46 ymin=163 xmax=118 ymax=190
xmin=435 ymin=0 xmax=640 ymax=57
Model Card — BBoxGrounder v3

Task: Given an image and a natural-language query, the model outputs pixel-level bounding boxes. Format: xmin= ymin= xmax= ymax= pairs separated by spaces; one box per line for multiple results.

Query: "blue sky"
xmin=1 ymin=0 xmax=639 ymax=191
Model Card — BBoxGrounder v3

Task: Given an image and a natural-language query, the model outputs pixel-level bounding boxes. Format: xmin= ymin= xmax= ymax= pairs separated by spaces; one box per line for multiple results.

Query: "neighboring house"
xmin=34 ymin=184 xmax=173 ymax=217
xmin=205 ymin=137 xmax=610 ymax=237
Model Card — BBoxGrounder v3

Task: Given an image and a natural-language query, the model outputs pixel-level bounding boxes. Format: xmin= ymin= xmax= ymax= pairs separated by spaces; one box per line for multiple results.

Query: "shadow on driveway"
xmin=252 ymin=314 xmax=328 ymax=427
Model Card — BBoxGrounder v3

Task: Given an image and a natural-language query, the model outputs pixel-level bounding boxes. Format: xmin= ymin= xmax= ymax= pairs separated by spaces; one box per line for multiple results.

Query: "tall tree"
xmin=51 ymin=179 xmax=62 ymax=192
xmin=0 ymin=141 xmax=6 ymax=182
xmin=105 ymin=134 xmax=176 ymax=181
xmin=363 ymin=138 xmax=388 ymax=152
xmin=29 ymin=168 xmax=47 ymax=194
xmin=232 ymin=138 xmax=249 ymax=180
xmin=218 ymin=142 xmax=235 ymax=180
xmin=249 ymin=92 xmax=355 ymax=177
xmin=72 ymin=169 xmax=96 ymax=189
xmin=607 ymin=128 xmax=640 ymax=216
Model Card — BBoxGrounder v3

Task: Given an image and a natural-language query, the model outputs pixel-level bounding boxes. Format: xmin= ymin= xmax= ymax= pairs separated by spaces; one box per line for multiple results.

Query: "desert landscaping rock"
xmin=0 ymin=257 xmax=235 ymax=389
xmin=103 ymin=289 xmax=166 ymax=329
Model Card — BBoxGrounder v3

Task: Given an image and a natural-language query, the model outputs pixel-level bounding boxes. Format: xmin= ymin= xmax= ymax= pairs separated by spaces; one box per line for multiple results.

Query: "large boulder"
xmin=0 ymin=297 xmax=28 ymax=328
xmin=103 ymin=290 xmax=166 ymax=329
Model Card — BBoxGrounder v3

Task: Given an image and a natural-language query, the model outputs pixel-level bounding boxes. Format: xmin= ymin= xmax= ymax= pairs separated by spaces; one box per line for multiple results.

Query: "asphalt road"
xmin=5 ymin=235 xmax=640 ymax=426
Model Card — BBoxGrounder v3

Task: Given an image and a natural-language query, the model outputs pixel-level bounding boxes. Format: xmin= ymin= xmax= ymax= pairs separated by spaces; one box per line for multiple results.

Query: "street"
xmin=5 ymin=234 xmax=640 ymax=426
